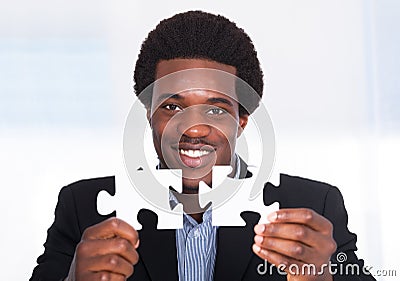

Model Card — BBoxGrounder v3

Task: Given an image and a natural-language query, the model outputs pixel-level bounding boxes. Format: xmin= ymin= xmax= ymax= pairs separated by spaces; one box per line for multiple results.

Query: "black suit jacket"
xmin=30 ymin=174 xmax=375 ymax=280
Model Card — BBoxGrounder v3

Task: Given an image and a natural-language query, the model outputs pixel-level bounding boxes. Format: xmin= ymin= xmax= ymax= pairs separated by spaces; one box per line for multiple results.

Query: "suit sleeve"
xmin=323 ymin=186 xmax=376 ymax=281
xmin=30 ymin=186 xmax=82 ymax=281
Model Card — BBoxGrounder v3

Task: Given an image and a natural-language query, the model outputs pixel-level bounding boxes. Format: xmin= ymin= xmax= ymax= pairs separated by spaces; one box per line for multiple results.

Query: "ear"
xmin=146 ymin=108 xmax=152 ymax=125
xmin=237 ymin=113 xmax=249 ymax=137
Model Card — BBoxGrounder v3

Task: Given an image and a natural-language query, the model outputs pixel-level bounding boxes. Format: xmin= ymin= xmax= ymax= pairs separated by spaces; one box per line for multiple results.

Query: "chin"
xmin=182 ymin=186 xmax=199 ymax=194
xmin=181 ymin=178 xmax=204 ymax=194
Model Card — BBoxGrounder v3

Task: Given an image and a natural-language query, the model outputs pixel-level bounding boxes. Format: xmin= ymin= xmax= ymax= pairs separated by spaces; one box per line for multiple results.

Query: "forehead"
xmin=153 ymin=59 xmax=238 ymax=104
xmin=156 ymin=59 xmax=237 ymax=78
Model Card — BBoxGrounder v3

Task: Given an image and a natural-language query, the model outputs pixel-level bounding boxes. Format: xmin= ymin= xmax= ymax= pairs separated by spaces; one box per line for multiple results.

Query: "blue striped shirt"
xmin=169 ymin=155 xmax=241 ymax=281
xmin=175 ymin=206 xmax=217 ymax=281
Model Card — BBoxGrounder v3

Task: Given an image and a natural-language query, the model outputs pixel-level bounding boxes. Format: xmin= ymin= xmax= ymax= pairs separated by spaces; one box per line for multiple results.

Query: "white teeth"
xmin=179 ymin=149 xmax=210 ymax=158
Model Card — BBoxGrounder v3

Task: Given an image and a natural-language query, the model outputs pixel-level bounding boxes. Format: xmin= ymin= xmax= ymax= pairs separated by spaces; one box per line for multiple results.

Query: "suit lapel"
xmin=137 ymin=210 xmax=178 ymax=281
xmin=214 ymin=212 xmax=260 ymax=280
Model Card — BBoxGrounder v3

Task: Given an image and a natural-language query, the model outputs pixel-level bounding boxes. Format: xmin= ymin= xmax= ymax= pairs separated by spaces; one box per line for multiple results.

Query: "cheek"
xmin=151 ymin=112 xmax=169 ymax=139
xmin=151 ymin=119 xmax=167 ymax=151
xmin=213 ymin=127 xmax=237 ymax=157
xmin=216 ymin=123 xmax=238 ymax=143
xmin=151 ymin=123 xmax=162 ymax=142
xmin=151 ymin=116 xmax=179 ymax=159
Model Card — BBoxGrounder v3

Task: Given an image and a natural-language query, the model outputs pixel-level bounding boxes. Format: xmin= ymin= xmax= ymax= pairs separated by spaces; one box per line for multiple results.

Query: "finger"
xmin=76 ymin=238 xmax=139 ymax=265
xmin=252 ymin=245 xmax=320 ymax=276
xmin=83 ymin=218 xmax=140 ymax=248
xmin=79 ymin=271 xmax=126 ymax=281
xmin=254 ymin=223 xmax=317 ymax=247
xmin=82 ymin=254 xmax=134 ymax=277
xmin=253 ymin=236 xmax=314 ymax=263
xmin=266 ymin=208 xmax=333 ymax=233
xmin=253 ymin=244 xmax=289 ymax=269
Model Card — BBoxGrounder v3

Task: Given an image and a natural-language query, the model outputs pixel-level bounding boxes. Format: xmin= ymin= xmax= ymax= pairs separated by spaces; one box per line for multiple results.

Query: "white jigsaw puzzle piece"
xmin=199 ymin=166 xmax=279 ymax=226
xmin=97 ymin=164 xmax=183 ymax=230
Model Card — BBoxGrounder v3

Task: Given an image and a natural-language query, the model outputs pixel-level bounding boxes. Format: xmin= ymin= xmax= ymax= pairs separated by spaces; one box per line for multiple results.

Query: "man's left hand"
xmin=252 ymin=208 xmax=337 ymax=281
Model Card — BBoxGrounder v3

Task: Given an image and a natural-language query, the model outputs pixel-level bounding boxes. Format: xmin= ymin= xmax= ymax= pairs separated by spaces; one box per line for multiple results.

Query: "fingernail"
xmin=267 ymin=212 xmax=278 ymax=222
xmin=255 ymin=235 xmax=263 ymax=244
xmin=253 ymin=244 xmax=261 ymax=253
xmin=254 ymin=224 xmax=265 ymax=234
xmin=135 ymin=239 xmax=140 ymax=248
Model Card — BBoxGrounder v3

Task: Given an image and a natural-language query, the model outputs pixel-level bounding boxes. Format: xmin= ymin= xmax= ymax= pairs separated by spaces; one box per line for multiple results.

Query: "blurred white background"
xmin=0 ymin=0 xmax=399 ymax=280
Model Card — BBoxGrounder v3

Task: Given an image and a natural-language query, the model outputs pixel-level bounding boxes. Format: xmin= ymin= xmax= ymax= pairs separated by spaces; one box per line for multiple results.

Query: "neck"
xmin=172 ymin=191 xmax=207 ymax=223
xmin=190 ymin=213 xmax=204 ymax=223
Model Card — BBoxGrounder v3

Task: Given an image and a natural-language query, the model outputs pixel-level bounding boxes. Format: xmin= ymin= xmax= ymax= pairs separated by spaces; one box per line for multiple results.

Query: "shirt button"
xmin=193 ymin=228 xmax=200 ymax=238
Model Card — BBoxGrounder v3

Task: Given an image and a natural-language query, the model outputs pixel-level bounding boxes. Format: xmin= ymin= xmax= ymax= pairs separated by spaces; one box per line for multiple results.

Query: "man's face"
xmin=149 ymin=59 xmax=248 ymax=193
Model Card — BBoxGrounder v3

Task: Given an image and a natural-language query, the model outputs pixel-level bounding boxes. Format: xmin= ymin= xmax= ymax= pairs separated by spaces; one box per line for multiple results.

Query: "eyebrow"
xmin=207 ymin=97 xmax=234 ymax=107
xmin=155 ymin=93 xmax=183 ymax=104
xmin=155 ymin=93 xmax=234 ymax=107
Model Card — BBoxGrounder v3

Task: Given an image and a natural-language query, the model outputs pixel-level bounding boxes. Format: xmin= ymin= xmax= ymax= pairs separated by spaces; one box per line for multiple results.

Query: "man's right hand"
xmin=65 ymin=217 xmax=140 ymax=281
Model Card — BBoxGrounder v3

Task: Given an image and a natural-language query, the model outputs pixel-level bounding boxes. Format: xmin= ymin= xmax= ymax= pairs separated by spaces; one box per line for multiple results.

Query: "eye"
xmin=163 ymin=104 xmax=182 ymax=112
xmin=206 ymin=107 xmax=227 ymax=115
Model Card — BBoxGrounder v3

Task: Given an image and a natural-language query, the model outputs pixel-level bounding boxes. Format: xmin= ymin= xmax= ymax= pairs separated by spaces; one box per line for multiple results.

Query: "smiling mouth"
xmin=174 ymin=145 xmax=215 ymax=168
xmin=179 ymin=149 xmax=211 ymax=158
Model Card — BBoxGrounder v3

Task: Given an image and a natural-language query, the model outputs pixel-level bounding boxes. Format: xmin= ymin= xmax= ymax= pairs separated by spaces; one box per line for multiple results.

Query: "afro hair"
xmin=134 ymin=10 xmax=264 ymax=116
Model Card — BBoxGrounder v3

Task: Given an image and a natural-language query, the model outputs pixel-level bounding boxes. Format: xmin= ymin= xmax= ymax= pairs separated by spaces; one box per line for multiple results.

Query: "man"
xmin=31 ymin=11 xmax=375 ymax=281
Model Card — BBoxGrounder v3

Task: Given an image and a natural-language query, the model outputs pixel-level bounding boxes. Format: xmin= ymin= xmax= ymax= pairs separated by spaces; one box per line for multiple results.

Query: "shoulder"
xmin=57 ymin=175 xmax=116 ymax=230
xmin=59 ymin=175 xmax=115 ymax=201
xmin=264 ymin=173 xmax=340 ymax=214
xmin=63 ymin=175 xmax=115 ymax=192
xmin=280 ymin=173 xmax=333 ymax=193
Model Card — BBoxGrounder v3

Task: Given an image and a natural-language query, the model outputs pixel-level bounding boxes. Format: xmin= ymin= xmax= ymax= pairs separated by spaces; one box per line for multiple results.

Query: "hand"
xmin=65 ymin=217 xmax=140 ymax=281
xmin=252 ymin=208 xmax=336 ymax=281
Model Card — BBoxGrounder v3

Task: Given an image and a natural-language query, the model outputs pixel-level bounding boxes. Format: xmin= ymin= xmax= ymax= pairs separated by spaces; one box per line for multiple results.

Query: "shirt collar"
xmin=167 ymin=153 xmax=240 ymax=221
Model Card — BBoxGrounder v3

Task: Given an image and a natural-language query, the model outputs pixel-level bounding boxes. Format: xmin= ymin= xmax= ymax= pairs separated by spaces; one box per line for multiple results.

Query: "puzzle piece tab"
xmin=199 ymin=166 xmax=280 ymax=226
xmin=97 ymin=165 xmax=183 ymax=230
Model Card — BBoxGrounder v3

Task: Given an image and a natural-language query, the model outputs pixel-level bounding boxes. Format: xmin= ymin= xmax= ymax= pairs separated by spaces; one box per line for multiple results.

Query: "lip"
xmin=171 ymin=144 xmax=216 ymax=168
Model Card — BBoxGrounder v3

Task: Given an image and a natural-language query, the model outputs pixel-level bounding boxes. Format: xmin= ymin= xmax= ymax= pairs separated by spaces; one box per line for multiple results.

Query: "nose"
xmin=179 ymin=124 xmax=211 ymax=138
xmin=177 ymin=110 xmax=211 ymax=138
